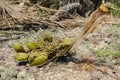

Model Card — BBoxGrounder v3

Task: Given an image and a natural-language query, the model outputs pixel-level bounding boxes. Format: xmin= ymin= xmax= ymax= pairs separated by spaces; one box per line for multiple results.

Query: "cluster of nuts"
xmin=12 ymin=30 xmax=74 ymax=66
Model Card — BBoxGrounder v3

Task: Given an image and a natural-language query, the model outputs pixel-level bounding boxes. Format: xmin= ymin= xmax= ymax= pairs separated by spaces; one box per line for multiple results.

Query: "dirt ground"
xmin=0 ymin=1 xmax=120 ymax=80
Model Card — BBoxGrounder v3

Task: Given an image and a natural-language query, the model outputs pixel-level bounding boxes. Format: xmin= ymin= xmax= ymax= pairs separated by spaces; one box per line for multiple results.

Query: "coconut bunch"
xmin=12 ymin=30 xmax=74 ymax=66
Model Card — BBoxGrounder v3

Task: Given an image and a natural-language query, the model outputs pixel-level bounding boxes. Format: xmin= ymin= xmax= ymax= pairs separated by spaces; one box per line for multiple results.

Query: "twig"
xmin=35 ymin=4 xmax=57 ymax=13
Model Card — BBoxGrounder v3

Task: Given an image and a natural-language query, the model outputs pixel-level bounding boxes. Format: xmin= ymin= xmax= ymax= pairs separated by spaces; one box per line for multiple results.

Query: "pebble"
xmin=17 ymin=69 xmax=26 ymax=80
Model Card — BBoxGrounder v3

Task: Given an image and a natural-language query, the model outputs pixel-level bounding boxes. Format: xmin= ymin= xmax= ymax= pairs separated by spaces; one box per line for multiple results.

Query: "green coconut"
xmin=28 ymin=51 xmax=40 ymax=63
xmin=29 ymin=52 xmax=48 ymax=66
xmin=14 ymin=52 xmax=28 ymax=61
xmin=43 ymin=30 xmax=53 ymax=42
xmin=25 ymin=38 xmax=37 ymax=50
xmin=53 ymin=37 xmax=62 ymax=49
xmin=12 ymin=42 xmax=25 ymax=52
xmin=37 ymin=36 xmax=44 ymax=46
xmin=60 ymin=38 xmax=74 ymax=49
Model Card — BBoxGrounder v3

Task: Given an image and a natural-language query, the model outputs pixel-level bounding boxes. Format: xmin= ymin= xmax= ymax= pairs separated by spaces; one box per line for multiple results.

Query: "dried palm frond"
xmin=0 ymin=0 xmax=24 ymax=29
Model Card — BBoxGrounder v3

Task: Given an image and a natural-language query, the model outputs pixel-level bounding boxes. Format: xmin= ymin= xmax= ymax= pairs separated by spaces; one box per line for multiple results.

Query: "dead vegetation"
xmin=0 ymin=0 xmax=25 ymax=29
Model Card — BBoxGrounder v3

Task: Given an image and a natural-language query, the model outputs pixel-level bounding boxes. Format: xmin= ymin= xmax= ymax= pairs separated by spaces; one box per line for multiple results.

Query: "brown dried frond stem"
xmin=61 ymin=4 xmax=111 ymax=55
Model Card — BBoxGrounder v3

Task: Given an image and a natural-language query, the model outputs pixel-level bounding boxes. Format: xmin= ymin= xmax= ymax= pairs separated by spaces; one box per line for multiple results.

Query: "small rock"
xmin=17 ymin=69 xmax=26 ymax=80
xmin=25 ymin=69 xmax=35 ymax=80
xmin=68 ymin=62 xmax=76 ymax=68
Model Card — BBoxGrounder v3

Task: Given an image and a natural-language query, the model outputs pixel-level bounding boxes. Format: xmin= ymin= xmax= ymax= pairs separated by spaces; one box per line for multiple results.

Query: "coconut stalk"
xmin=65 ymin=3 xmax=111 ymax=52
xmin=71 ymin=3 xmax=111 ymax=49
